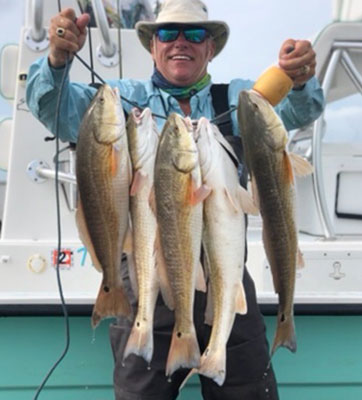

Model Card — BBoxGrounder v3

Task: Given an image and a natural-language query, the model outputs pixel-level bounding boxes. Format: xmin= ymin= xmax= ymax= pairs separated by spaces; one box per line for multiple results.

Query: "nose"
xmin=174 ymin=31 xmax=189 ymax=46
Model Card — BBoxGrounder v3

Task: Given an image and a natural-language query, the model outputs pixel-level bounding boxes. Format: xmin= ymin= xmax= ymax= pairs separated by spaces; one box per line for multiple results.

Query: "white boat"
xmin=0 ymin=0 xmax=362 ymax=312
xmin=0 ymin=1 xmax=362 ymax=398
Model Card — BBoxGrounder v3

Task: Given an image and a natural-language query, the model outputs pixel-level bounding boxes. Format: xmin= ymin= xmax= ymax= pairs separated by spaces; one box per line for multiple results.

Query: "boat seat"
xmin=0 ymin=44 xmax=19 ymax=103
xmin=0 ymin=117 xmax=12 ymax=173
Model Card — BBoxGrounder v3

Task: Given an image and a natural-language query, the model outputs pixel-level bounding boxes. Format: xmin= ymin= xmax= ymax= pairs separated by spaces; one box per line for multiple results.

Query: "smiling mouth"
xmin=169 ymin=55 xmax=193 ymax=61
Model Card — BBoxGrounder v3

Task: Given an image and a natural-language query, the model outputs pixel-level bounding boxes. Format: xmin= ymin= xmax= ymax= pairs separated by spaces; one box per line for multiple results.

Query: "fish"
xmin=75 ymin=84 xmax=132 ymax=328
xmin=154 ymin=113 xmax=208 ymax=377
xmin=182 ymin=118 xmax=257 ymax=387
xmin=123 ymin=107 xmax=173 ymax=364
xmin=237 ymin=89 xmax=313 ymax=355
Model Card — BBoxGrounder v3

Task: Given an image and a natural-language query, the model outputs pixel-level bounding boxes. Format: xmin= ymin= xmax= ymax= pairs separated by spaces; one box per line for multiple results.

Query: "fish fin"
xmin=91 ymin=280 xmax=132 ymax=328
xmin=155 ymin=231 xmax=175 ymax=310
xmin=271 ymin=312 xmax=297 ymax=356
xmin=123 ymin=317 xmax=153 ymax=364
xmin=130 ymin=170 xmax=148 ymax=196
xmin=197 ymin=348 xmax=226 ymax=386
xmin=289 ymin=152 xmax=314 ymax=176
xmin=148 ymin=186 xmax=157 ymax=216
xmin=75 ymin=199 xmax=102 ymax=272
xmin=237 ymin=186 xmax=259 ymax=215
xmin=180 ymin=368 xmax=198 ymax=392
xmin=122 ymin=227 xmax=133 ymax=255
xmin=262 ymin=227 xmax=280 ymax=294
xmin=166 ymin=327 xmax=201 ymax=377
xmin=196 ymin=261 xmax=207 ymax=292
xmin=211 ymin=123 xmax=239 ymax=161
xmin=201 ymin=248 xmax=210 ymax=282
xmin=283 ymin=151 xmax=295 ymax=184
xmin=204 ymin=283 xmax=213 ymax=326
xmin=223 ymin=188 xmax=239 ymax=213
xmin=111 ymin=144 xmax=121 ymax=177
xmin=190 ymin=182 xmax=212 ymax=206
xmin=127 ymin=152 xmax=133 ymax=183
xmin=235 ymin=281 xmax=248 ymax=315
xmin=296 ymin=247 xmax=305 ymax=269
xmin=250 ymin=176 xmax=261 ymax=209
xmin=126 ymin=252 xmax=139 ymax=300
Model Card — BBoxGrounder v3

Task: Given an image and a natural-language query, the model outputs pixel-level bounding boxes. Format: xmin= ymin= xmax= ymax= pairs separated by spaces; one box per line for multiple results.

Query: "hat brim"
xmin=135 ymin=20 xmax=229 ymax=58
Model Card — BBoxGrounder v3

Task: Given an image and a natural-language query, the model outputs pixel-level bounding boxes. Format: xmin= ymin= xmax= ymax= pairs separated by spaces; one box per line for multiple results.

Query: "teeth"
xmin=171 ymin=55 xmax=191 ymax=60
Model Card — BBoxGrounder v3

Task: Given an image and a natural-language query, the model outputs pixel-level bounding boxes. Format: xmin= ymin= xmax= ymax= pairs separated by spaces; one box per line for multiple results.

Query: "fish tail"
xmin=197 ymin=348 xmax=226 ymax=386
xmin=271 ymin=312 xmax=297 ymax=356
xmin=91 ymin=281 xmax=132 ymax=328
xmin=123 ymin=318 xmax=153 ymax=364
xmin=166 ymin=327 xmax=200 ymax=377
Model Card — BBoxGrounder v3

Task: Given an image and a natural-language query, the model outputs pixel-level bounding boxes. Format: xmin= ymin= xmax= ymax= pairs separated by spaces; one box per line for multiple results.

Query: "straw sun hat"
xmin=135 ymin=0 xmax=229 ymax=57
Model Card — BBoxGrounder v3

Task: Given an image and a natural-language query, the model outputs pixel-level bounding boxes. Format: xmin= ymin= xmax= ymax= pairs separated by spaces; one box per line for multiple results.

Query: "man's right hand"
xmin=48 ymin=8 xmax=90 ymax=68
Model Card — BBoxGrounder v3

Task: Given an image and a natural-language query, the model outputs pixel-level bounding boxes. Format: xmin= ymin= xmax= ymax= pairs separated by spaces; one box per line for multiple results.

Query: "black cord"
xmin=33 ymin=56 xmax=71 ymax=400
xmin=33 ymin=2 xmax=70 ymax=398
xmin=210 ymin=105 xmax=237 ymax=125
xmin=73 ymin=53 xmax=167 ymax=120
xmin=77 ymin=1 xmax=95 ymax=85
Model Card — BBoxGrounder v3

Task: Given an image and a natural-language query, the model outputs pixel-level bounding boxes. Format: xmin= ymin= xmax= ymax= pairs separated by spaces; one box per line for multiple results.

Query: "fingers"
xmin=76 ymin=13 xmax=91 ymax=32
xmin=278 ymin=39 xmax=316 ymax=87
xmin=48 ymin=8 xmax=90 ymax=68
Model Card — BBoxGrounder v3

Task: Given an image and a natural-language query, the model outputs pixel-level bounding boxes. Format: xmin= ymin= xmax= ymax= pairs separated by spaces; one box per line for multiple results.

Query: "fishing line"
xmin=32 ymin=57 xmax=71 ymax=400
xmin=68 ymin=16 xmax=238 ymax=124
xmin=210 ymin=105 xmax=237 ymax=125
xmin=77 ymin=1 xmax=95 ymax=85
xmin=74 ymin=52 xmax=167 ymax=120
xmin=33 ymin=1 xmax=71 ymax=398
xmin=117 ymin=0 xmax=123 ymax=79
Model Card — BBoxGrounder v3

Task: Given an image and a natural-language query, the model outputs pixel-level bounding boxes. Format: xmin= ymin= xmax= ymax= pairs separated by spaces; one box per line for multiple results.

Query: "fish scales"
xmin=237 ymin=89 xmax=299 ymax=355
xmin=123 ymin=108 xmax=161 ymax=364
xmin=254 ymin=147 xmax=297 ymax=316
xmin=76 ymin=84 xmax=132 ymax=328
xmin=180 ymin=118 xmax=250 ymax=387
xmin=157 ymin=163 xmax=198 ymax=314
xmin=154 ymin=113 xmax=202 ymax=377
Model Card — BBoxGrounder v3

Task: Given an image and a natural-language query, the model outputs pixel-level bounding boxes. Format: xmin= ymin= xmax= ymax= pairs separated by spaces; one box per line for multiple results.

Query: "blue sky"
xmin=0 ymin=0 xmax=333 ymax=117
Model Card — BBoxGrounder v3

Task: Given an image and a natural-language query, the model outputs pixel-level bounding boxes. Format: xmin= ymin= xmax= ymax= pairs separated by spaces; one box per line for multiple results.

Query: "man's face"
xmin=150 ymin=25 xmax=216 ymax=87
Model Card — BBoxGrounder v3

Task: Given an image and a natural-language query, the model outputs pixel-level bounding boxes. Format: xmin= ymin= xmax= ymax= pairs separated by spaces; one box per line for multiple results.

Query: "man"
xmin=26 ymin=0 xmax=324 ymax=399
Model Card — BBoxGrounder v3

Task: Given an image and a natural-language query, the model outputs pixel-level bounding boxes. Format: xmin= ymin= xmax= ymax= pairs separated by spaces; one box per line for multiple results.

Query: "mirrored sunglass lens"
xmin=157 ymin=29 xmax=179 ymax=42
xmin=184 ymin=28 xmax=207 ymax=43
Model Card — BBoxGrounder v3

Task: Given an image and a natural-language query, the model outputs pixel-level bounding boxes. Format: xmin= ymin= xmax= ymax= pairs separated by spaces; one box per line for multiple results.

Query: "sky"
xmin=0 ymin=0 xmax=334 ymax=117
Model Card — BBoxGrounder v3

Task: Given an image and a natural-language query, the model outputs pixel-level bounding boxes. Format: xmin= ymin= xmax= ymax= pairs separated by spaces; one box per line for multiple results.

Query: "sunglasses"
xmin=156 ymin=26 xmax=209 ymax=44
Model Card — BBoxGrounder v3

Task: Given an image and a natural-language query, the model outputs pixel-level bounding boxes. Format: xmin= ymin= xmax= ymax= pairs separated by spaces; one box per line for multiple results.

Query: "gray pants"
xmin=109 ymin=265 xmax=279 ymax=400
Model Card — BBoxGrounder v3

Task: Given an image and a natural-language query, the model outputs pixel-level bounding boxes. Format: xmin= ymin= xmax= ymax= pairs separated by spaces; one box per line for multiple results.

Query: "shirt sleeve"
xmin=275 ymin=76 xmax=325 ymax=131
xmin=228 ymin=76 xmax=325 ymax=135
xmin=26 ymin=57 xmax=96 ymax=143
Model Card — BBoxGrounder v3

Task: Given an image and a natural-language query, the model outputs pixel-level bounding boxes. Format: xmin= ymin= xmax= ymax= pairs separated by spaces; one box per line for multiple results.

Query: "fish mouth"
xmin=111 ymin=87 xmax=120 ymax=99
xmin=94 ymin=122 xmax=124 ymax=145
xmin=101 ymin=122 xmax=122 ymax=128
xmin=172 ymin=149 xmax=198 ymax=173
xmin=178 ymin=149 xmax=198 ymax=155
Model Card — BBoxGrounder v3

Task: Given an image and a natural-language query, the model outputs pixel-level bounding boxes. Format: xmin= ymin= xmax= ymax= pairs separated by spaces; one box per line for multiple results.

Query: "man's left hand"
xmin=278 ymin=39 xmax=316 ymax=89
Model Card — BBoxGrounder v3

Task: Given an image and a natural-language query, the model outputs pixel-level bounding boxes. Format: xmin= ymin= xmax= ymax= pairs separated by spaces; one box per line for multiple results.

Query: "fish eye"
xmin=99 ymin=97 xmax=105 ymax=104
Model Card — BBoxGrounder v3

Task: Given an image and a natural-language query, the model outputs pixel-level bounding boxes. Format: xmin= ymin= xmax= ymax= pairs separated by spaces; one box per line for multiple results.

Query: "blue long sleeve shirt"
xmin=26 ymin=56 xmax=325 ymax=144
